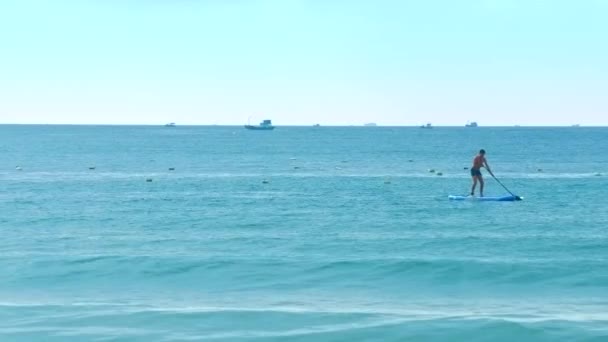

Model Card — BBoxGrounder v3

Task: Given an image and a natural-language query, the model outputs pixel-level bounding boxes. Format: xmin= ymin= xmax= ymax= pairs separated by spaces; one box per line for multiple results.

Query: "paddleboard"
xmin=448 ymin=195 xmax=521 ymax=201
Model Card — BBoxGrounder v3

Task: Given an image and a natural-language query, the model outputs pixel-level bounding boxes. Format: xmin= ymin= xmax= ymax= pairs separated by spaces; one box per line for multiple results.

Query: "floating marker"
xmin=428 ymin=169 xmax=435 ymax=173
xmin=146 ymin=178 xmax=153 ymax=182
xmin=169 ymin=168 xmax=175 ymax=171
xmin=436 ymin=172 xmax=443 ymax=176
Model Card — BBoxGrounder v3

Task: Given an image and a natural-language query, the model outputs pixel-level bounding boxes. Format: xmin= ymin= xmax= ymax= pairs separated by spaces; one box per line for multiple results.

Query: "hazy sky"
xmin=1 ymin=0 xmax=607 ymax=126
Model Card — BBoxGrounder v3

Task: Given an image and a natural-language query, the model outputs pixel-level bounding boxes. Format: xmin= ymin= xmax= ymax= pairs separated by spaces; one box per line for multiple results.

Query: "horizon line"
xmin=0 ymin=123 xmax=604 ymax=128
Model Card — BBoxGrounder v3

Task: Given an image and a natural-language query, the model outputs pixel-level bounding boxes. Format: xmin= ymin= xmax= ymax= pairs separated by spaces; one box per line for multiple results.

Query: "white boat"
xmin=165 ymin=122 xmax=176 ymax=127
xmin=420 ymin=123 xmax=432 ymax=129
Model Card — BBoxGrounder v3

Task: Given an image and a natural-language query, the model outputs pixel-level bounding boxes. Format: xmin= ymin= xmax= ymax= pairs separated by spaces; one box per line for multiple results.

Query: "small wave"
xmin=2 ymin=301 xmax=608 ymax=323
xmin=1 ymin=301 xmax=607 ymax=341
xmin=12 ymin=257 xmax=608 ymax=291
xmin=66 ymin=256 xmax=116 ymax=265
xmin=0 ymin=171 xmax=605 ymax=182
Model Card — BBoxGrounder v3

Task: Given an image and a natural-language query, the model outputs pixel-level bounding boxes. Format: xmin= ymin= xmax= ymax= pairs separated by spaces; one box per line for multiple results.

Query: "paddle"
xmin=489 ymin=171 xmax=522 ymax=201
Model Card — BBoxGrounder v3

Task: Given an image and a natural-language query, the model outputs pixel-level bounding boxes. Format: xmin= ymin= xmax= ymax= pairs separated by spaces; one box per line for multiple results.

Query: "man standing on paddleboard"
xmin=470 ymin=149 xmax=493 ymax=197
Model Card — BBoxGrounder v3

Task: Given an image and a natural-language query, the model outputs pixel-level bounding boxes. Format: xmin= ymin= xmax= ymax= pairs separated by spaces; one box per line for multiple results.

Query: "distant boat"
xmin=313 ymin=124 xmax=321 ymax=127
xmin=420 ymin=123 xmax=432 ymax=129
xmin=465 ymin=121 xmax=478 ymax=127
xmin=571 ymin=124 xmax=580 ymax=127
xmin=364 ymin=123 xmax=377 ymax=127
xmin=245 ymin=119 xmax=275 ymax=130
xmin=165 ymin=122 xmax=176 ymax=127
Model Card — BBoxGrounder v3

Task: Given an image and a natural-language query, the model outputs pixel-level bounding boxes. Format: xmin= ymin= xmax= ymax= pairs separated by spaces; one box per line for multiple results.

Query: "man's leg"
xmin=471 ymin=177 xmax=478 ymax=195
xmin=479 ymin=177 xmax=484 ymax=197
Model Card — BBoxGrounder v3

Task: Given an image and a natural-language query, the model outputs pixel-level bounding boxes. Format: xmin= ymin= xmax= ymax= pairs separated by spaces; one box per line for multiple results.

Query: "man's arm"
xmin=484 ymin=158 xmax=494 ymax=175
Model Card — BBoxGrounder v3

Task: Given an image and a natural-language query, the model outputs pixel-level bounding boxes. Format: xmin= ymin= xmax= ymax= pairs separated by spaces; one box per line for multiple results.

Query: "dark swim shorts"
xmin=470 ymin=168 xmax=482 ymax=177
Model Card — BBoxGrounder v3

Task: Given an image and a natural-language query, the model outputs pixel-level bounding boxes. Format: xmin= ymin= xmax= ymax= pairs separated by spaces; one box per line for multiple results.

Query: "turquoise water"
xmin=1 ymin=125 xmax=607 ymax=341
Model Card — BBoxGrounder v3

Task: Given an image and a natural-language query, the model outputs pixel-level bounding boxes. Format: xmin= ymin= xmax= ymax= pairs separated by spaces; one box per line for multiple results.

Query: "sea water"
xmin=0 ymin=125 xmax=607 ymax=341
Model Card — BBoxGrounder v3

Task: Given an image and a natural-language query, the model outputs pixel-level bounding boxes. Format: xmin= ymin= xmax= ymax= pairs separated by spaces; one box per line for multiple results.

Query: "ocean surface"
xmin=1 ymin=125 xmax=607 ymax=341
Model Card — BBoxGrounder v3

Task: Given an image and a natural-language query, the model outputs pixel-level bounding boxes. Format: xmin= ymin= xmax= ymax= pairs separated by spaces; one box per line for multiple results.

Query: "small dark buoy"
xmin=537 ymin=169 xmax=543 ymax=172
xmin=89 ymin=167 xmax=96 ymax=170
xmin=169 ymin=168 xmax=175 ymax=171
xmin=464 ymin=167 xmax=469 ymax=170
xmin=428 ymin=169 xmax=435 ymax=173
xmin=16 ymin=166 xmax=22 ymax=171
xmin=146 ymin=178 xmax=153 ymax=182
xmin=262 ymin=179 xmax=269 ymax=184
xmin=437 ymin=172 xmax=443 ymax=176
xmin=293 ymin=166 xmax=300 ymax=170
xmin=408 ymin=160 xmax=414 ymax=162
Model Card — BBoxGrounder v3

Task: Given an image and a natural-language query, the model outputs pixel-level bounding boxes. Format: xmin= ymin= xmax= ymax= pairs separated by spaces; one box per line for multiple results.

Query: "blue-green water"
xmin=1 ymin=125 xmax=607 ymax=341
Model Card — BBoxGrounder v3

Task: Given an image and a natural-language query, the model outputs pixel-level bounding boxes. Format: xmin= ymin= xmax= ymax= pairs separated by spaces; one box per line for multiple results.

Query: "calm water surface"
xmin=1 ymin=125 xmax=607 ymax=341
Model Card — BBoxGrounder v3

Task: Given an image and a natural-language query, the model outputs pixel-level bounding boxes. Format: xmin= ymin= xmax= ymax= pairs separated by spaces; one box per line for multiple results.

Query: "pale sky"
xmin=1 ymin=0 xmax=607 ymax=126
